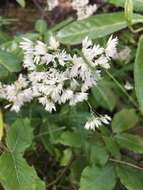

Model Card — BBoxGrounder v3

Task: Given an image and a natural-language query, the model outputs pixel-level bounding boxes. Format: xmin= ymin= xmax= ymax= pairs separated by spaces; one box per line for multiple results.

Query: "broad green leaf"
xmin=0 ymin=50 xmax=22 ymax=79
xmin=16 ymin=0 xmax=26 ymax=8
xmin=90 ymin=144 xmax=109 ymax=166
xmin=56 ymin=12 xmax=143 ymax=45
xmin=0 ymin=153 xmax=45 ymax=190
xmin=80 ymin=165 xmax=116 ymax=190
xmin=6 ymin=118 xmax=33 ymax=153
xmin=116 ymin=165 xmax=143 ymax=190
xmin=115 ymin=133 xmax=143 ymax=153
xmin=103 ymin=136 xmax=121 ymax=159
xmin=112 ymin=109 xmax=138 ymax=133
xmin=35 ymin=19 xmax=48 ymax=34
xmin=134 ymin=35 xmax=143 ymax=114
xmin=92 ymin=79 xmax=116 ymax=111
xmin=58 ymin=131 xmax=83 ymax=148
xmin=0 ymin=110 xmax=3 ymax=141
xmin=108 ymin=0 xmax=143 ymax=12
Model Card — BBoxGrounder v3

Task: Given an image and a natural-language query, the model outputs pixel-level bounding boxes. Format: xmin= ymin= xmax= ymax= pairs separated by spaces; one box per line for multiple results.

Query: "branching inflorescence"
xmin=0 ymin=36 xmax=117 ymax=129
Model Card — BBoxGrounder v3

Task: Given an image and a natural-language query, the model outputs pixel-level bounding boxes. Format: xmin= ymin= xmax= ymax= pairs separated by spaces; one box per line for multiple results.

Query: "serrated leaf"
xmin=112 ymin=109 xmax=138 ymax=133
xmin=6 ymin=118 xmax=33 ymax=153
xmin=0 ymin=110 xmax=3 ymax=141
xmin=0 ymin=153 xmax=45 ymax=190
xmin=90 ymin=144 xmax=109 ymax=166
xmin=56 ymin=12 xmax=143 ymax=45
xmin=116 ymin=165 xmax=143 ymax=190
xmin=134 ymin=35 xmax=143 ymax=114
xmin=80 ymin=165 xmax=116 ymax=190
xmin=115 ymin=133 xmax=143 ymax=153
xmin=108 ymin=0 xmax=143 ymax=12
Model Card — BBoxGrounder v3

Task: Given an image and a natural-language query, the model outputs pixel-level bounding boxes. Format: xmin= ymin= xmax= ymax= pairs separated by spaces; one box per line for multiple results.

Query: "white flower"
xmin=105 ymin=36 xmax=118 ymax=58
xmin=49 ymin=36 xmax=60 ymax=50
xmin=84 ymin=114 xmax=111 ymax=130
xmin=34 ymin=41 xmax=47 ymax=55
xmin=20 ymin=38 xmax=33 ymax=54
xmin=60 ymin=89 xmax=73 ymax=103
xmin=38 ymin=97 xmax=56 ymax=112
xmin=56 ymin=50 xmax=71 ymax=66
xmin=84 ymin=115 xmax=102 ymax=130
xmin=100 ymin=114 xmax=111 ymax=125
xmin=69 ymin=92 xmax=88 ymax=105
xmin=72 ymin=0 xmax=97 ymax=20
xmin=1 ymin=35 xmax=117 ymax=113
xmin=124 ymin=81 xmax=133 ymax=90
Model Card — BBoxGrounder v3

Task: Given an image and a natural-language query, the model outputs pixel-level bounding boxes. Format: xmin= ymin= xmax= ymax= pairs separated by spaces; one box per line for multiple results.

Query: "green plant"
xmin=1 ymin=0 xmax=143 ymax=189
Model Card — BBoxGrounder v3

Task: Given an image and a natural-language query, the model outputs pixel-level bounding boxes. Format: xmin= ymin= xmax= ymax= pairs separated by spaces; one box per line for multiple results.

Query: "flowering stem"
xmin=109 ymin=158 xmax=143 ymax=172
xmin=106 ymin=70 xmax=138 ymax=109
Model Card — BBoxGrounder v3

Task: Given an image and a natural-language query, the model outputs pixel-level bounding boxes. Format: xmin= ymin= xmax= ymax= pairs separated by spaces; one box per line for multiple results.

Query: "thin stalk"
xmin=109 ymin=158 xmax=143 ymax=172
xmin=106 ymin=70 xmax=138 ymax=109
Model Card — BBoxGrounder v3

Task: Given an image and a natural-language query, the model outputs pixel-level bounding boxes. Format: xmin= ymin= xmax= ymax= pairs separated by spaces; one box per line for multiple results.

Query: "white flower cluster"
xmin=72 ymin=0 xmax=97 ymax=20
xmin=0 ymin=36 xmax=117 ymax=113
xmin=84 ymin=114 xmax=111 ymax=130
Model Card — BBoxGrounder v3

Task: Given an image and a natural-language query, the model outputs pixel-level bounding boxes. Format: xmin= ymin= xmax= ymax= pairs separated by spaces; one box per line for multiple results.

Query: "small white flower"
xmin=84 ymin=115 xmax=102 ymax=130
xmin=49 ymin=36 xmax=60 ymax=50
xmin=124 ymin=81 xmax=133 ymax=90
xmin=72 ymin=0 xmax=97 ymax=20
xmin=20 ymin=38 xmax=33 ymax=53
xmin=39 ymin=97 xmax=56 ymax=112
xmin=69 ymin=92 xmax=88 ymax=105
xmin=34 ymin=41 xmax=47 ymax=55
xmin=84 ymin=114 xmax=111 ymax=130
xmin=61 ymin=89 xmax=73 ymax=103
xmin=100 ymin=114 xmax=111 ymax=125
xmin=105 ymin=36 xmax=118 ymax=58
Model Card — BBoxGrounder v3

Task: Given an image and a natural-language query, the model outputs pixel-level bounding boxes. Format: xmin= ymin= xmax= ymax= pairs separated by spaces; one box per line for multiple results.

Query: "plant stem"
xmin=106 ymin=70 xmax=138 ymax=109
xmin=109 ymin=158 xmax=143 ymax=172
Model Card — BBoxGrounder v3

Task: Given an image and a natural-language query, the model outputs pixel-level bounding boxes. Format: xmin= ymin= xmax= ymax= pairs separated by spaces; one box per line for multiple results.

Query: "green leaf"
xmin=0 ymin=50 xmax=22 ymax=79
xmin=6 ymin=118 xmax=33 ymax=153
xmin=58 ymin=131 xmax=84 ymax=148
xmin=115 ymin=133 xmax=143 ymax=153
xmin=134 ymin=35 xmax=143 ymax=114
xmin=80 ymin=165 xmax=116 ymax=190
xmin=103 ymin=136 xmax=121 ymax=159
xmin=116 ymin=165 xmax=143 ymax=190
xmin=92 ymin=79 xmax=116 ymax=111
xmin=16 ymin=0 xmax=26 ymax=8
xmin=0 ymin=153 xmax=45 ymax=190
xmin=108 ymin=0 xmax=143 ymax=12
xmin=56 ymin=12 xmax=143 ymax=45
xmin=35 ymin=19 xmax=48 ymax=34
xmin=90 ymin=144 xmax=109 ymax=166
xmin=112 ymin=109 xmax=138 ymax=133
